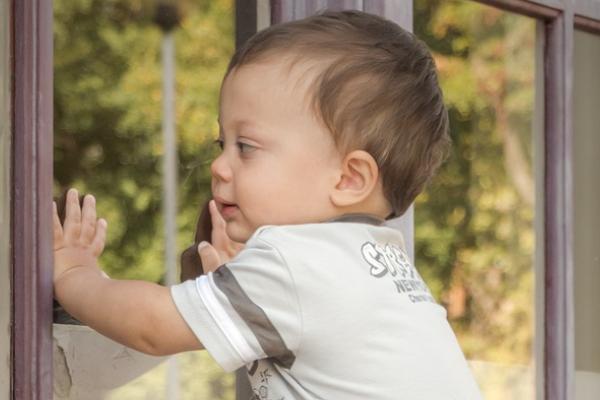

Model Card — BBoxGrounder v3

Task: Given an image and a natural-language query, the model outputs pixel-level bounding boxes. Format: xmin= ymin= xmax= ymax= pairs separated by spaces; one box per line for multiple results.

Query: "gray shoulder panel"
xmin=212 ymin=265 xmax=296 ymax=369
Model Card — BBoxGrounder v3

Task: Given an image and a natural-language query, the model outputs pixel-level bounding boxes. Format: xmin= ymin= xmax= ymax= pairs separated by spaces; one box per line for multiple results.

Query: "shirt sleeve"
xmin=170 ymin=232 xmax=301 ymax=372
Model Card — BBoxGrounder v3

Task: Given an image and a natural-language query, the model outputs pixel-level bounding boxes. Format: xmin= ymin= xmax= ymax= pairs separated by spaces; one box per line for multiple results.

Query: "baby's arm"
xmin=53 ymin=189 xmax=202 ymax=356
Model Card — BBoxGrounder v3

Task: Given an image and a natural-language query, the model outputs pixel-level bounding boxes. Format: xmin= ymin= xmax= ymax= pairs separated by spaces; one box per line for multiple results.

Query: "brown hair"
xmin=225 ymin=10 xmax=450 ymax=217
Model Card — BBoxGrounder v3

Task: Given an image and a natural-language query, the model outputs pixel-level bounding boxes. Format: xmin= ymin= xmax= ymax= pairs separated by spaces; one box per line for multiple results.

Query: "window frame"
xmin=1 ymin=0 xmax=12 ymax=398
xmin=9 ymin=0 xmax=600 ymax=399
xmin=11 ymin=0 xmax=54 ymax=399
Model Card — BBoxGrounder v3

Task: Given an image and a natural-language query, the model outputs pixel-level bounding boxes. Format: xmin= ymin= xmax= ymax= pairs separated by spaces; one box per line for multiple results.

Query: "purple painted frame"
xmin=544 ymin=10 xmax=575 ymax=400
xmin=574 ymin=14 xmax=600 ymax=33
xmin=12 ymin=0 xmax=54 ymax=399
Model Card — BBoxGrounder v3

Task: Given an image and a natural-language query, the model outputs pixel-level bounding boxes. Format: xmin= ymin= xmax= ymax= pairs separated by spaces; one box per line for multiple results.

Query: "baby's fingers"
xmin=91 ymin=218 xmax=107 ymax=257
xmin=80 ymin=195 xmax=97 ymax=243
xmin=53 ymin=201 xmax=65 ymax=250
xmin=209 ymin=199 xmax=244 ymax=259
xmin=209 ymin=199 xmax=227 ymax=245
xmin=197 ymin=241 xmax=222 ymax=273
xmin=63 ymin=188 xmax=82 ymax=242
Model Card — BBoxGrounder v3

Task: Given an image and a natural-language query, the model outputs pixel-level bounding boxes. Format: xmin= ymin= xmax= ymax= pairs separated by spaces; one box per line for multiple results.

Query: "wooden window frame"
xmin=9 ymin=0 xmax=599 ymax=399
xmin=11 ymin=0 xmax=53 ymax=400
xmin=12 ymin=0 xmax=54 ymax=399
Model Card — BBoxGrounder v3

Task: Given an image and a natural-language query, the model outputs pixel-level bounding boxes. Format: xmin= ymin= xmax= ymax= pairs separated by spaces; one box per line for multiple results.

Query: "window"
xmin=52 ymin=1 xmax=235 ymax=398
xmin=573 ymin=28 xmax=600 ymax=400
xmin=415 ymin=1 xmax=541 ymax=397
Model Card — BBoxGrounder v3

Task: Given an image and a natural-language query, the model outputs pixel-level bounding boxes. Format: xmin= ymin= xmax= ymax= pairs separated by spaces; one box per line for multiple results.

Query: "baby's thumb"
xmin=197 ymin=241 xmax=222 ymax=273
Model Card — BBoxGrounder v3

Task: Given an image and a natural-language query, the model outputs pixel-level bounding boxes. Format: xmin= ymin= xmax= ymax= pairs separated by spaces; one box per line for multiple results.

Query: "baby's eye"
xmin=237 ymin=141 xmax=256 ymax=154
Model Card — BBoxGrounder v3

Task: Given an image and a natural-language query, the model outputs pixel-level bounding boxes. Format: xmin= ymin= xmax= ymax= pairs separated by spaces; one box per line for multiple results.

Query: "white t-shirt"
xmin=171 ymin=214 xmax=482 ymax=400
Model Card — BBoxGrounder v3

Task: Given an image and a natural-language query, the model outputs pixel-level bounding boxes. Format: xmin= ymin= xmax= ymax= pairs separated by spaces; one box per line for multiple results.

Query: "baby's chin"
xmin=228 ymin=221 xmax=283 ymax=242
xmin=226 ymin=224 xmax=253 ymax=244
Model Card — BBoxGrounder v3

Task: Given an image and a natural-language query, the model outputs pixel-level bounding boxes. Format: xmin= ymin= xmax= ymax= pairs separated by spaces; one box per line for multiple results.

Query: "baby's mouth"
xmin=217 ymin=200 xmax=239 ymax=219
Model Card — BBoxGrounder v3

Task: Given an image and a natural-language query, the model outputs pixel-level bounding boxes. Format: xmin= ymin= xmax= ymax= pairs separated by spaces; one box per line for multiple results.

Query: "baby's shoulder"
xmin=248 ymin=221 xmax=403 ymax=257
xmin=250 ymin=221 xmax=367 ymax=244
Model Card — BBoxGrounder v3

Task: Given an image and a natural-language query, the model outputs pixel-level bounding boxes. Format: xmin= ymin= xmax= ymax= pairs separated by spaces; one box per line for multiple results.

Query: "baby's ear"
xmin=330 ymin=150 xmax=379 ymax=207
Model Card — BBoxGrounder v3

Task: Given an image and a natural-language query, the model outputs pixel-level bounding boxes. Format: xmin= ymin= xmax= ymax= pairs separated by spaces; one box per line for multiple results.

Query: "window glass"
xmin=53 ymin=1 xmax=235 ymax=398
xmin=414 ymin=1 xmax=540 ymax=398
xmin=573 ymin=29 xmax=600 ymax=400
xmin=0 ymin=0 xmax=11 ymax=397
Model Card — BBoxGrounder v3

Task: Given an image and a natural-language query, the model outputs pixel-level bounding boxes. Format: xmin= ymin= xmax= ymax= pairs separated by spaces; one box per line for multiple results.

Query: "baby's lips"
xmin=212 ymin=196 xmax=236 ymax=213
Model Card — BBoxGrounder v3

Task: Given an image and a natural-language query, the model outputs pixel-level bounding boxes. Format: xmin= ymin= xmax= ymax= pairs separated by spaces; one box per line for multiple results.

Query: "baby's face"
xmin=211 ymin=59 xmax=343 ymax=243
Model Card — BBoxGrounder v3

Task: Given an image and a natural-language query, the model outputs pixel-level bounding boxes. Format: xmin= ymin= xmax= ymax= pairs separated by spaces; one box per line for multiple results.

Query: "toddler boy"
xmin=53 ymin=10 xmax=482 ymax=399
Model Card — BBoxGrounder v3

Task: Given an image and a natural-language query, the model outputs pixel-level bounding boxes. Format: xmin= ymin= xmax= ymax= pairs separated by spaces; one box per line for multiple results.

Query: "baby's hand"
xmin=196 ymin=199 xmax=244 ymax=273
xmin=53 ymin=188 xmax=107 ymax=284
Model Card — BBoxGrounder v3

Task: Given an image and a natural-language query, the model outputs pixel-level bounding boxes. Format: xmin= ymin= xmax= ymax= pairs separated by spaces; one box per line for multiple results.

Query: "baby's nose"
xmin=210 ymin=153 xmax=232 ymax=182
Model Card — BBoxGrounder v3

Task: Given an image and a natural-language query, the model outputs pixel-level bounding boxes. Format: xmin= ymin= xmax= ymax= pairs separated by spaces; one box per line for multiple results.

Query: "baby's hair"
xmin=226 ymin=10 xmax=450 ymax=217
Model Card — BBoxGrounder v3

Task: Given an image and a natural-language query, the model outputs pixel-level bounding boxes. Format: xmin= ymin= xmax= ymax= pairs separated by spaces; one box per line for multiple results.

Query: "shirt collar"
xmin=324 ymin=213 xmax=386 ymax=226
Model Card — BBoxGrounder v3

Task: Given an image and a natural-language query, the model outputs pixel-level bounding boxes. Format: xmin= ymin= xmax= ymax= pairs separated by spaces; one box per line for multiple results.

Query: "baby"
xmin=53 ymin=10 xmax=482 ymax=399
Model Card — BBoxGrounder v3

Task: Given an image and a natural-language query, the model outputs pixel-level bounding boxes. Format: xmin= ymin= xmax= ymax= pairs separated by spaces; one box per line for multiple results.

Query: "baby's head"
xmin=211 ymin=10 xmax=449 ymax=242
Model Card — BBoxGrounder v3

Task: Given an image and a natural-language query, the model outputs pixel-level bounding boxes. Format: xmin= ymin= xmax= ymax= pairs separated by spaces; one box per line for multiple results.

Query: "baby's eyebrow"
xmin=218 ymin=118 xmax=260 ymax=134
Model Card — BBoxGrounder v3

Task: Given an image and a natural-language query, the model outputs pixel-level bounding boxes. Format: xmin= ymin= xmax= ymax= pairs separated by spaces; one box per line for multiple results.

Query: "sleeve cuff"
xmin=170 ymin=279 xmax=245 ymax=372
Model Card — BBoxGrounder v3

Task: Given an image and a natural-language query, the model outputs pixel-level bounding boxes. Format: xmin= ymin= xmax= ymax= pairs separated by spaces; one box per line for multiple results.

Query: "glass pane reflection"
xmin=414 ymin=1 xmax=539 ymax=398
xmin=53 ymin=1 xmax=235 ymax=399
